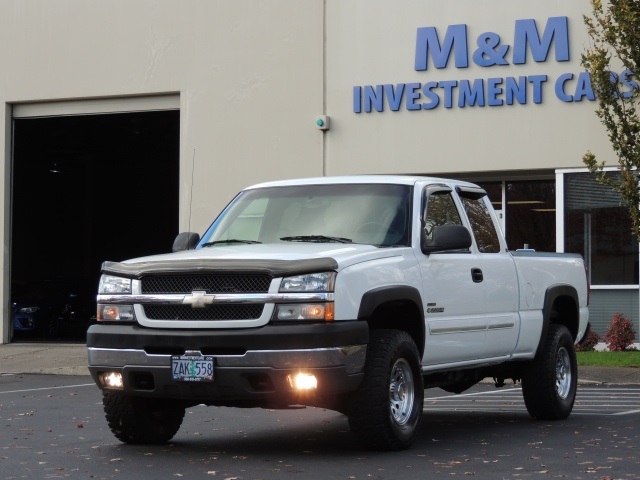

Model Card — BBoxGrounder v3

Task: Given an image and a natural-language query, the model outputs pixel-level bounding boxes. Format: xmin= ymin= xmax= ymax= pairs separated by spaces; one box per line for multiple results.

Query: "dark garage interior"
xmin=11 ymin=110 xmax=180 ymax=340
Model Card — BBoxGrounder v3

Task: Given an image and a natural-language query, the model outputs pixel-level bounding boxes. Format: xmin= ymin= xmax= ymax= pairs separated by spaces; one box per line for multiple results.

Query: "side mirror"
xmin=422 ymin=225 xmax=472 ymax=253
xmin=172 ymin=232 xmax=200 ymax=252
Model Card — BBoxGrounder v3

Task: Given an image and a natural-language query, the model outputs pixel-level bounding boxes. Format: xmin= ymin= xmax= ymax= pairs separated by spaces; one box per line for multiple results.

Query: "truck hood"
xmin=101 ymin=243 xmax=406 ymax=278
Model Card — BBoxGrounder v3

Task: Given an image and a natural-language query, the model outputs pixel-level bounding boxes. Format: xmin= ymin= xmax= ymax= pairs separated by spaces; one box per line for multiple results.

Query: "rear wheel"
xmin=348 ymin=329 xmax=423 ymax=450
xmin=522 ymin=324 xmax=577 ymax=420
xmin=103 ymin=391 xmax=185 ymax=444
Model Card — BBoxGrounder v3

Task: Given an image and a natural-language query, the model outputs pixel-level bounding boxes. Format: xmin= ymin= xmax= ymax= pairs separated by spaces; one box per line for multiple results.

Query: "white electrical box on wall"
xmin=315 ymin=115 xmax=330 ymax=130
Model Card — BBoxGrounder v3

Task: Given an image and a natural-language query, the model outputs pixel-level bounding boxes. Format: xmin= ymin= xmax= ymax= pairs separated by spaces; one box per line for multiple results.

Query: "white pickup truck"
xmin=87 ymin=175 xmax=590 ymax=450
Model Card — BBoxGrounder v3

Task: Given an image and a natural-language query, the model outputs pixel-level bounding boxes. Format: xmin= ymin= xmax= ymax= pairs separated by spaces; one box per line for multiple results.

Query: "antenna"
xmin=188 ymin=149 xmax=195 ymax=236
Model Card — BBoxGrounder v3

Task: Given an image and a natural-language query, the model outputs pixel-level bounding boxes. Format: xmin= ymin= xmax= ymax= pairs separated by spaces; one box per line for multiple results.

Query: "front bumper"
xmin=87 ymin=321 xmax=368 ymax=406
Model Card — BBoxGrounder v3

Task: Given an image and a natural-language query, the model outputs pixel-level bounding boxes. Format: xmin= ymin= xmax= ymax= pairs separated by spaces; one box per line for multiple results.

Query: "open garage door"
xmin=10 ymin=97 xmax=179 ymax=341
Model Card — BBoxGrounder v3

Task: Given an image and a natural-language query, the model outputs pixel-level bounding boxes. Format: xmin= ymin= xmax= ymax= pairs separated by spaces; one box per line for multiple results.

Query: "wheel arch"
xmin=357 ymin=286 xmax=425 ymax=358
xmin=535 ymin=285 xmax=580 ymax=357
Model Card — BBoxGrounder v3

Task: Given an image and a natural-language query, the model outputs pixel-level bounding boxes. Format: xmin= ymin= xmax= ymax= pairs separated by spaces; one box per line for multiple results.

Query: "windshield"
xmin=199 ymin=183 xmax=412 ymax=247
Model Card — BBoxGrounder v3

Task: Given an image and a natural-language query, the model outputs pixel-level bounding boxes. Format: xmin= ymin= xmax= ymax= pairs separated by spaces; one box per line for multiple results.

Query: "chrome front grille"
xmin=137 ymin=274 xmax=271 ymax=323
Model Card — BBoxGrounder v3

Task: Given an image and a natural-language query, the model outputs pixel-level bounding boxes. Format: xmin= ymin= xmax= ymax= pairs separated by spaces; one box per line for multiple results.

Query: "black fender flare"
xmin=357 ymin=285 xmax=425 ymax=357
xmin=535 ymin=285 xmax=579 ymax=357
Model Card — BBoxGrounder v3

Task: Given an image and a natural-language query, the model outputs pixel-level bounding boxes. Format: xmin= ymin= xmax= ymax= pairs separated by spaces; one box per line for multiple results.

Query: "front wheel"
xmin=103 ymin=391 xmax=185 ymax=444
xmin=522 ymin=324 xmax=577 ymax=420
xmin=348 ymin=329 xmax=424 ymax=450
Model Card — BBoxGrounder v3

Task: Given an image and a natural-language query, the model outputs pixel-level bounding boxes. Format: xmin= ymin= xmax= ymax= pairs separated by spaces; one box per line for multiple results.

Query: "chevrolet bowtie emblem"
xmin=182 ymin=290 xmax=215 ymax=308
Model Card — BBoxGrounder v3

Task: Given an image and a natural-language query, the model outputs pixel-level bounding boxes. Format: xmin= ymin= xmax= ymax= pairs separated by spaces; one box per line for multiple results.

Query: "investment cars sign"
xmin=353 ymin=16 xmax=638 ymax=112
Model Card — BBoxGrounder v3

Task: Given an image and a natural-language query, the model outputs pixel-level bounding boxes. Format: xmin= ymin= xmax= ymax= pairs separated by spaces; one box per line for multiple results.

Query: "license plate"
xmin=171 ymin=355 xmax=214 ymax=382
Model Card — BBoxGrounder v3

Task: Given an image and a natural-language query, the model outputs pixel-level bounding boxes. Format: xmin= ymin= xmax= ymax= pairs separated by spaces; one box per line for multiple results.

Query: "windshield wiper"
xmin=280 ymin=235 xmax=353 ymax=244
xmin=201 ymin=239 xmax=262 ymax=247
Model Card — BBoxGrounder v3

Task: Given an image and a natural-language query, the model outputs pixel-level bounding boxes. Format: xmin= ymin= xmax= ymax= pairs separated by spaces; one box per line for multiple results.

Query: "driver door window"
xmin=423 ymin=192 xmax=463 ymax=243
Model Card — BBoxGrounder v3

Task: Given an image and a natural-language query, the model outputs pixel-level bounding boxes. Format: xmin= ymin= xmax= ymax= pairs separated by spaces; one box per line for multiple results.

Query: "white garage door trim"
xmin=12 ymin=94 xmax=179 ymax=118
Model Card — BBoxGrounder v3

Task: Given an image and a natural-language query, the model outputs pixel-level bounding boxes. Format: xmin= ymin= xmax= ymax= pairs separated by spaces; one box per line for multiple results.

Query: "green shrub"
xmin=602 ymin=313 xmax=636 ymax=352
xmin=576 ymin=329 xmax=600 ymax=352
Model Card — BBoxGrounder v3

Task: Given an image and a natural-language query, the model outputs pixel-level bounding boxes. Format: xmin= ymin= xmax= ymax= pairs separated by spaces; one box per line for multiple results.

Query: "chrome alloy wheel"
xmin=389 ymin=358 xmax=415 ymax=425
xmin=556 ymin=346 xmax=572 ymax=399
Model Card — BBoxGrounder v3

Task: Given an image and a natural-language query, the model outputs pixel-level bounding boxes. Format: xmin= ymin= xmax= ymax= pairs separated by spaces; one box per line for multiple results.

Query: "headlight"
xmin=99 ymin=275 xmax=132 ymax=294
xmin=279 ymin=272 xmax=336 ymax=292
xmin=276 ymin=272 xmax=335 ymax=322
xmin=97 ymin=274 xmax=134 ymax=322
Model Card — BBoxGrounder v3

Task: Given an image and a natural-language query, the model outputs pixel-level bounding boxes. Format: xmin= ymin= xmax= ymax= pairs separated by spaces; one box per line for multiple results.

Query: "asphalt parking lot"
xmin=1 ymin=374 xmax=639 ymax=479
xmin=0 ymin=342 xmax=639 ymax=479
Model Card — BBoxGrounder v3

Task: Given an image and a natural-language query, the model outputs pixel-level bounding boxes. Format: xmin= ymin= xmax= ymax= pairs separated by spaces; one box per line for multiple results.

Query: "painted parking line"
xmin=424 ymin=386 xmax=640 ymax=416
xmin=0 ymin=383 xmax=94 ymax=395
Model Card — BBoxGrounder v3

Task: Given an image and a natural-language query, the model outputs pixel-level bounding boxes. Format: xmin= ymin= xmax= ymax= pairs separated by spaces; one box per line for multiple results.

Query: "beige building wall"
xmin=325 ymin=0 xmax=614 ymax=175
xmin=0 ymin=0 xmax=618 ymax=342
xmin=0 ymin=0 xmax=325 ymax=343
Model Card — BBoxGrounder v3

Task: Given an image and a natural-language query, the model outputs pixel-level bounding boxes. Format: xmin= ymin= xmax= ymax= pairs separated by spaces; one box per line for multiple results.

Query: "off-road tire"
xmin=348 ymin=329 xmax=424 ymax=450
xmin=522 ymin=324 xmax=577 ymax=420
xmin=103 ymin=391 xmax=185 ymax=444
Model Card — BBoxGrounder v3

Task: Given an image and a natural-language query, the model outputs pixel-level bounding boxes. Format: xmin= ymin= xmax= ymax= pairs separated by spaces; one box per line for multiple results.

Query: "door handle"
xmin=471 ymin=268 xmax=483 ymax=283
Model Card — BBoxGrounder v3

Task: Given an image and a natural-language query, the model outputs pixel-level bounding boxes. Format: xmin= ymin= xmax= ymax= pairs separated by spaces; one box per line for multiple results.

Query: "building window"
xmin=476 ymin=180 xmax=555 ymax=252
xmin=505 ymin=180 xmax=556 ymax=252
xmin=564 ymin=171 xmax=639 ymax=285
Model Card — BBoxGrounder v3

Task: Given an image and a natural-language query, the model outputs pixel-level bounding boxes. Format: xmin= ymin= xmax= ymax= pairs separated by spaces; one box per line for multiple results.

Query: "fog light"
xmin=101 ymin=372 xmax=124 ymax=389
xmin=288 ymin=372 xmax=318 ymax=390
